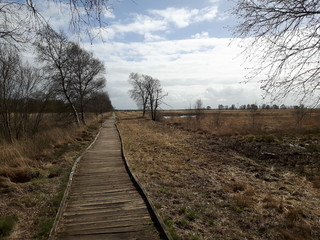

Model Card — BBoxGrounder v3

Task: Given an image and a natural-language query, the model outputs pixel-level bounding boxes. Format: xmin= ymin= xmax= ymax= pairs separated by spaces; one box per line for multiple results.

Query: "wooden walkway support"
xmin=49 ymin=116 xmax=165 ymax=240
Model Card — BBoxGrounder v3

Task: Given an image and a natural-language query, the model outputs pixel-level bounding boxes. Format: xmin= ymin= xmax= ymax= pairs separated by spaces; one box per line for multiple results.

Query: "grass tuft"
xmin=186 ymin=209 xmax=199 ymax=221
xmin=0 ymin=216 xmax=16 ymax=237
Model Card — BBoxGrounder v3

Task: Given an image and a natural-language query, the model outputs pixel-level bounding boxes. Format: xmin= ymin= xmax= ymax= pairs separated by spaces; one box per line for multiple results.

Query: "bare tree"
xmin=128 ymin=73 xmax=167 ymax=120
xmin=0 ymin=0 xmax=112 ymax=45
xmin=67 ymin=43 xmax=106 ymax=125
xmin=232 ymin=0 xmax=320 ymax=105
xmin=86 ymin=91 xmax=113 ymax=121
xmin=0 ymin=44 xmax=20 ymax=142
xmin=35 ymin=27 xmax=81 ymax=127
xmin=144 ymin=76 xmax=167 ymax=121
xmin=128 ymin=73 xmax=149 ymax=116
xmin=194 ymin=99 xmax=203 ymax=110
xmin=293 ymin=104 xmax=309 ymax=128
xmin=0 ymin=44 xmax=45 ymax=142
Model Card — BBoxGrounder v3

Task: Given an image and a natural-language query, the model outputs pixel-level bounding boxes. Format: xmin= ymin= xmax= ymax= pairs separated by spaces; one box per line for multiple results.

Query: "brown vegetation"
xmin=117 ymin=110 xmax=320 ymax=240
xmin=0 ymin=113 xmax=107 ymax=239
xmin=160 ymin=109 xmax=320 ymax=135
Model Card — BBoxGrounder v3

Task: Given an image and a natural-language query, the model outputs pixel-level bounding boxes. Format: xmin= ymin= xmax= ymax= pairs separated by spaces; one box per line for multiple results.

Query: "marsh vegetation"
xmin=117 ymin=110 xmax=320 ymax=240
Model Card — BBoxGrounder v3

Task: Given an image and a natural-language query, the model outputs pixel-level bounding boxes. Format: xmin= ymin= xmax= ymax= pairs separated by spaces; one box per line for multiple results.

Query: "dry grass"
xmin=161 ymin=109 xmax=320 ymax=135
xmin=0 ymin=112 xmax=109 ymax=239
xmin=117 ymin=111 xmax=320 ymax=240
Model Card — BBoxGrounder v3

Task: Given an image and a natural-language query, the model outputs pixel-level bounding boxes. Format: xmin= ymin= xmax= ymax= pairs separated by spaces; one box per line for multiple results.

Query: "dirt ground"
xmin=117 ymin=111 xmax=320 ymax=240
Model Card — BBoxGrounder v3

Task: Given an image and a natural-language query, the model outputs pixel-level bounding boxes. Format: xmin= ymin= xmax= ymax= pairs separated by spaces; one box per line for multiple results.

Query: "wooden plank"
xmin=50 ymin=117 xmax=162 ymax=240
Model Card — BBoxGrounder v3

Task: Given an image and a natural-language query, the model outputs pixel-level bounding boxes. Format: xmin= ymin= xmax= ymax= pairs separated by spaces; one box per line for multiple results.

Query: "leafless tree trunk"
xmin=144 ymin=75 xmax=167 ymax=121
xmin=0 ymin=44 xmax=20 ymax=142
xmin=128 ymin=73 xmax=149 ymax=117
xmin=128 ymin=73 xmax=167 ymax=121
xmin=194 ymin=98 xmax=204 ymax=119
xmin=67 ymin=43 xmax=106 ymax=125
xmin=36 ymin=27 xmax=81 ymax=127
xmin=0 ymin=44 xmax=45 ymax=142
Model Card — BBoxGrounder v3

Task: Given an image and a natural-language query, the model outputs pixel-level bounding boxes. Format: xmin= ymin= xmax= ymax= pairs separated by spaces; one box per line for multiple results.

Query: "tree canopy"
xmin=232 ymin=0 xmax=320 ymax=105
xmin=0 ymin=0 xmax=111 ymax=45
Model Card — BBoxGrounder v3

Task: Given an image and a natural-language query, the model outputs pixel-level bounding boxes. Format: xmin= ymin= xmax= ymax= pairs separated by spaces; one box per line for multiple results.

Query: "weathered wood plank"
xmin=50 ymin=117 xmax=162 ymax=240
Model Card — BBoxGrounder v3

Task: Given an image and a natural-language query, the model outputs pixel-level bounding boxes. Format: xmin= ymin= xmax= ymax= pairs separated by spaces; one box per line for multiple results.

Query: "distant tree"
xmin=128 ymin=73 xmax=149 ymax=116
xmin=194 ymin=98 xmax=204 ymax=119
xmin=232 ymin=0 xmax=320 ymax=105
xmin=86 ymin=91 xmax=113 ymax=119
xmin=206 ymin=106 xmax=211 ymax=110
xmin=194 ymin=99 xmax=203 ymax=110
xmin=0 ymin=44 xmax=45 ymax=142
xmin=239 ymin=105 xmax=246 ymax=110
xmin=250 ymin=104 xmax=258 ymax=110
xmin=218 ymin=104 xmax=224 ymax=110
xmin=293 ymin=104 xmax=309 ymax=128
xmin=272 ymin=104 xmax=279 ymax=110
xmin=128 ymin=73 xmax=167 ymax=120
xmin=144 ymin=75 xmax=167 ymax=121
xmin=0 ymin=44 xmax=21 ymax=142
xmin=250 ymin=105 xmax=259 ymax=129
xmin=280 ymin=104 xmax=287 ymax=110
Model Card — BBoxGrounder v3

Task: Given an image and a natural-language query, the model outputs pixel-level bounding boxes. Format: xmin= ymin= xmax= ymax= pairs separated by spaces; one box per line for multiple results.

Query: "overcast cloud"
xmin=35 ymin=0 xmax=281 ymax=109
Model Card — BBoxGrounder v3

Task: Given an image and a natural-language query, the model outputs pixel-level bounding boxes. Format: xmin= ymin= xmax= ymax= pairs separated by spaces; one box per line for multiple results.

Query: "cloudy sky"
xmin=40 ymin=0 xmax=271 ymax=109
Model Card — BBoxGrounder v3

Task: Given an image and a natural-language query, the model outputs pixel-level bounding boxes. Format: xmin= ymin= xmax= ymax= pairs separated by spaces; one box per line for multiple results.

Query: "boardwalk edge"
xmin=115 ymin=121 xmax=173 ymax=240
xmin=48 ymin=122 xmax=104 ymax=240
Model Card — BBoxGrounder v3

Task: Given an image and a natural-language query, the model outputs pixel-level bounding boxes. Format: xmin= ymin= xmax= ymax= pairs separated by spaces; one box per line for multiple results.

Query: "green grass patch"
xmin=178 ymin=206 xmax=187 ymax=215
xmin=164 ymin=219 xmax=180 ymax=240
xmin=0 ymin=216 xmax=16 ymax=238
xmin=305 ymin=144 xmax=319 ymax=152
xmin=186 ymin=209 xmax=199 ymax=221
xmin=34 ymin=167 xmax=71 ymax=239
xmin=187 ymin=234 xmax=201 ymax=240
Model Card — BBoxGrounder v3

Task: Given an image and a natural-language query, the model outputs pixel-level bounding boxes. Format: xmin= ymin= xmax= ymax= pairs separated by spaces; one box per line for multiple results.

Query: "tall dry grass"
xmin=0 ymin=113 xmax=107 ymax=183
xmin=162 ymin=109 xmax=320 ymax=136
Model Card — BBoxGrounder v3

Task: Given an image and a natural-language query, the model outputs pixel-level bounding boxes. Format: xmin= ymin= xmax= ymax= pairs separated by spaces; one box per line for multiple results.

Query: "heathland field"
xmin=0 ymin=113 xmax=107 ymax=239
xmin=117 ymin=109 xmax=320 ymax=240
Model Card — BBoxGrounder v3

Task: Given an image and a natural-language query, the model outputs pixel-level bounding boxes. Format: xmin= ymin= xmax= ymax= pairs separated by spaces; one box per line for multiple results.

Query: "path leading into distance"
xmin=50 ymin=116 xmax=162 ymax=240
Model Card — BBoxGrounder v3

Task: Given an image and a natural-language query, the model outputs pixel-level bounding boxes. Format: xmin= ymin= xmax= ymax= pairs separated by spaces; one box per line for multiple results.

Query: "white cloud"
xmin=144 ymin=33 xmax=166 ymax=42
xmin=194 ymin=6 xmax=219 ymax=22
xmin=217 ymin=12 xmax=230 ymax=21
xmin=192 ymin=32 xmax=210 ymax=39
xmin=104 ymin=9 xmax=115 ymax=19
xmin=102 ymin=4 xmax=220 ymax=40
xmin=110 ymin=14 xmax=168 ymax=37
xmin=83 ymin=37 xmax=264 ymax=109
xmin=150 ymin=5 xmax=218 ymax=28
xmin=149 ymin=7 xmax=199 ymax=28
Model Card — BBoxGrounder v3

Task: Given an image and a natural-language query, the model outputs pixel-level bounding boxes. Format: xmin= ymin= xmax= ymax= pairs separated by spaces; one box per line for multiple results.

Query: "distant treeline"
xmin=213 ymin=104 xmax=311 ymax=110
xmin=0 ymin=27 xmax=113 ymax=143
xmin=0 ymin=96 xmax=113 ymax=114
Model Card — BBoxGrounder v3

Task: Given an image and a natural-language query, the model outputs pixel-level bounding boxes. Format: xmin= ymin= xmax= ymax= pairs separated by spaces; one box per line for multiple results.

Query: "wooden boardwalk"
xmin=50 ymin=116 xmax=162 ymax=240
